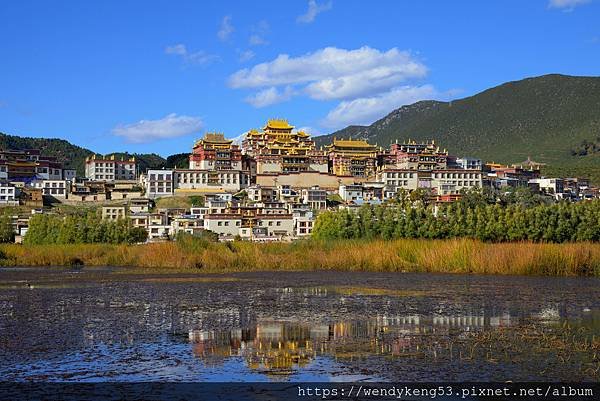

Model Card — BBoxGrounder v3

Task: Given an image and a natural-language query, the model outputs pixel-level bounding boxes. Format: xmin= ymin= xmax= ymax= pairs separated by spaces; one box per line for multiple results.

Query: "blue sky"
xmin=0 ymin=0 xmax=598 ymax=156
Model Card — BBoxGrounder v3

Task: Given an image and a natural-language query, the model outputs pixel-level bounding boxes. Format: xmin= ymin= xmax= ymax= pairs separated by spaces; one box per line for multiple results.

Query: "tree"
xmin=0 ymin=213 xmax=15 ymax=243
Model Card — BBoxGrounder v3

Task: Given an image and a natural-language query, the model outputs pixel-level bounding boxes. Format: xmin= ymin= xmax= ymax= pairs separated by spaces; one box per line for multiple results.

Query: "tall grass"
xmin=0 ymin=238 xmax=599 ymax=276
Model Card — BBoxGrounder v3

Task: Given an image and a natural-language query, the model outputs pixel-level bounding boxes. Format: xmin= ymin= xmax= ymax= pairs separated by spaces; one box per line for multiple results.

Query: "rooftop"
xmin=264 ymin=119 xmax=294 ymax=130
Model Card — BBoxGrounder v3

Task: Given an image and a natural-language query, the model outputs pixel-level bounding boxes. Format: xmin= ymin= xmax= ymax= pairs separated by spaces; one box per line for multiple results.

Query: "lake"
xmin=0 ymin=268 xmax=599 ymax=382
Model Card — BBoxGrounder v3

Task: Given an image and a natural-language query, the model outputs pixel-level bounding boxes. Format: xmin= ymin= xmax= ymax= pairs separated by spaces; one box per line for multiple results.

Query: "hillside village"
xmin=1 ymin=118 xmax=598 ymax=243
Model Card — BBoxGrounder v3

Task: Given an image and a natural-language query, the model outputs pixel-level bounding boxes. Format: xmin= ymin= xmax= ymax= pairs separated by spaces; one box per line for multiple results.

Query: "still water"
xmin=0 ymin=268 xmax=599 ymax=382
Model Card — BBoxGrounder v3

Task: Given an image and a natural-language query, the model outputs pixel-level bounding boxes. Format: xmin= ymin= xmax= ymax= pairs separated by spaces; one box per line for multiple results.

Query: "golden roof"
xmin=196 ymin=132 xmax=232 ymax=145
xmin=330 ymin=139 xmax=377 ymax=148
xmin=264 ymin=119 xmax=294 ymax=130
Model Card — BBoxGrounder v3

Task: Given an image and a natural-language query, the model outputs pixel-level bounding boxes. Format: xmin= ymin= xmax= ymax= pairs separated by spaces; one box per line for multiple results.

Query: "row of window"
xmin=149 ymin=185 xmax=173 ymax=193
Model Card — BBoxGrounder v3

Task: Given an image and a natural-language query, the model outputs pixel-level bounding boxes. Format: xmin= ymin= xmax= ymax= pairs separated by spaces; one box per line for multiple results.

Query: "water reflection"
xmin=0 ymin=270 xmax=598 ymax=382
xmin=186 ymin=310 xmax=515 ymax=376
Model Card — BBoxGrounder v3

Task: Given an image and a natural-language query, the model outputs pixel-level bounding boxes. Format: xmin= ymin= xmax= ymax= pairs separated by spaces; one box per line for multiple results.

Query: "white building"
xmin=430 ymin=170 xmax=483 ymax=195
xmin=0 ymin=185 xmax=19 ymax=205
xmin=85 ymin=154 xmax=136 ymax=181
xmin=529 ymin=178 xmax=564 ymax=196
xmin=301 ymin=186 xmax=327 ymax=210
xmin=173 ymin=169 xmax=249 ymax=193
xmin=32 ymin=180 xmax=70 ymax=198
xmin=146 ymin=169 xmax=174 ymax=198
xmin=339 ymin=184 xmax=364 ymax=202
xmin=203 ymin=214 xmax=242 ymax=237
xmin=293 ymin=208 xmax=315 ymax=237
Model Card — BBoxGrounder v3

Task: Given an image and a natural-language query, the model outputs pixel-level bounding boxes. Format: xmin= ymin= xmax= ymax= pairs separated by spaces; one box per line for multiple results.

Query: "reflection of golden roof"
xmin=265 ymin=119 xmax=294 ymax=130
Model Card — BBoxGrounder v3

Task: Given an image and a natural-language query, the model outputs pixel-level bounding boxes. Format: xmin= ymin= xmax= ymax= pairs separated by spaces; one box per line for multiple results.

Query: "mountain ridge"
xmin=315 ymin=73 xmax=600 ymax=182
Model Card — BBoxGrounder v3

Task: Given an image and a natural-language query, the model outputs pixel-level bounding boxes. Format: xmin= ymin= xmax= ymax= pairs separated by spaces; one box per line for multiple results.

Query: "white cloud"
xmin=249 ymin=20 xmax=269 ymax=46
xmin=229 ymin=46 xmax=426 ymax=101
xmin=321 ymin=85 xmax=438 ymax=129
xmin=238 ymin=49 xmax=255 ymax=62
xmin=297 ymin=0 xmax=332 ymax=23
xmin=165 ymin=44 xmax=186 ymax=56
xmin=218 ymin=15 xmax=234 ymax=41
xmin=548 ymin=0 xmax=591 ymax=10
xmin=245 ymin=86 xmax=295 ymax=108
xmin=165 ymin=44 xmax=218 ymax=65
xmin=230 ymin=46 xmax=434 ymax=127
xmin=249 ymin=34 xmax=268 ymax=46
xmin=295 ymin=126 xmax=321 ymax=136
xmin=112 ymin=113 xmax=204 ymax=143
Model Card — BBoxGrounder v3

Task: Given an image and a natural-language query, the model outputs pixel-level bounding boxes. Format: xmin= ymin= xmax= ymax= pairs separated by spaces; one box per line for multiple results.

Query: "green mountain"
xmin=0 ymin=132 xmax=172 ymax=176
xmin=0 ymin=132 xmax=94 ymax=175
xmin=316 ymin=74 xmax=600 ymax=183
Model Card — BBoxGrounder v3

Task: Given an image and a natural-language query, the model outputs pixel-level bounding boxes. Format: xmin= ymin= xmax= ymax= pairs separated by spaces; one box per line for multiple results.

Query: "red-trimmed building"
xmin=189 ymin=133 xmax=242 ymax=171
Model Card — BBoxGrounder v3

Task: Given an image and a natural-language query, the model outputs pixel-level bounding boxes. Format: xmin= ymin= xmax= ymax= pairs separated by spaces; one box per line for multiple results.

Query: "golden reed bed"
xmin=1 ymin=238 xmax=599 ymax=276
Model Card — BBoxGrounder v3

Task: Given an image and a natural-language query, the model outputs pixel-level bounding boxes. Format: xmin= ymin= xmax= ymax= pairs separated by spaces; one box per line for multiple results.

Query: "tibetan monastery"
xmin=385 ymin=140 xmax=449 ymax=170
xmin=189 ymin=132 xmax=242 ymax=170
xmin=242 ymin=119 xmax=327 ymax=174
xmin=326 ymin=138 xmax=379 ymax=178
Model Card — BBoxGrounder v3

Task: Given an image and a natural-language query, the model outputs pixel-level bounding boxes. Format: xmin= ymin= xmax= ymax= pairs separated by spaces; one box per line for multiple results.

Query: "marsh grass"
xmin=1 ymin=238 xmax=599 ymax=276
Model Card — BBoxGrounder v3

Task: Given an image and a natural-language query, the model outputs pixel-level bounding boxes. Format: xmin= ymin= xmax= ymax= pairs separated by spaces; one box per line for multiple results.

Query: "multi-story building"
xmin=378 ymin=169 xmax=419 ymax=192
xmin=339 ymin=182 xmax=385 ymax=203
xmin=68 ymin=181 xmax=107 ymax=202
xmin=174 ymin=169 xmax=248 ymax=193
xmin=203 ymin=203 xmax=295 ymax=240
xmin=301 ymin=186 xmax=327 ymax=210
xmin=485 ymin=163 xmax=541 ymax=188
xmin=0 ymin=185 xmax=19 ymax=205
xmin=102 ymin=206 xmax=127 ymax=221
xmin=128 ymin=198 xmax=152 ymax=213
xmin=429 ymin=170 xmax=483 ymax=195
xmin=0 ymin=149 xmax=75 ymax=182
xmin=292 ymin=207 xmax=316 ymax=237
xmin=145 ymin=169 xmax=174 ymax=198
xmin=32 ymin=180 xmax=70 ymax=198
xmin=243 ymin=119 xmax=328 ymax=174
xmin=529 ymin=178 xmax=564 ymax=196
xmin=377 ymin=168 xmax=482 ymax=196
xmin=326 ymin=139 xmax=379 ymax=178
xmin=383 ymin=140 xmax=448 ymax=171
xmin=453 ymin=157 xmax=483 ymax=171
xmin=85 ymin=154 xmax=136 ymax=181
xmin=246 ymin=185 xmax=278 ymax=203
xmin=189 ymin=133 xmax=242 ymax=170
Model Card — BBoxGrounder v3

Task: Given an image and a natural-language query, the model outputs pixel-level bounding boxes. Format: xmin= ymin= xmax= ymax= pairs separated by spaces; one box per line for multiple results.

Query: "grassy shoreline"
xmin=1 ymin=238 xmax=600 ymax=276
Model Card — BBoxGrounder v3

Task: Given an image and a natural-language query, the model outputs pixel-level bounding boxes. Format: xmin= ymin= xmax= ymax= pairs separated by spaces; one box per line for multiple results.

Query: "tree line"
xmin=312 ymin=189 xmax=600 ymax=243
xmin=24 ymin=213 xmax=147 ymax=245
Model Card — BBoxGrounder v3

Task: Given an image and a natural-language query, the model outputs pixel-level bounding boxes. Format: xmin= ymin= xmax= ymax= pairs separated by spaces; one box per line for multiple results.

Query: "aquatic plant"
xmin=1 ymin=238 xmax=599 ymax=276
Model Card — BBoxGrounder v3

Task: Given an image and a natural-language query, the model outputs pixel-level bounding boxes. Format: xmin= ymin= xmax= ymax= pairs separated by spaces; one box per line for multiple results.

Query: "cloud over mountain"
xmin=112 ymin=113 xmax=203 ymax=143
xmin=229 ymin=46 xmax=435 ymax=128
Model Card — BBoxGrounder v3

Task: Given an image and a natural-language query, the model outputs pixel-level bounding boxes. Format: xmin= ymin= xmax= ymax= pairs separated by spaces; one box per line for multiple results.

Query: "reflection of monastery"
xmin=187 ymin=312 xmax=513 ymax=374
